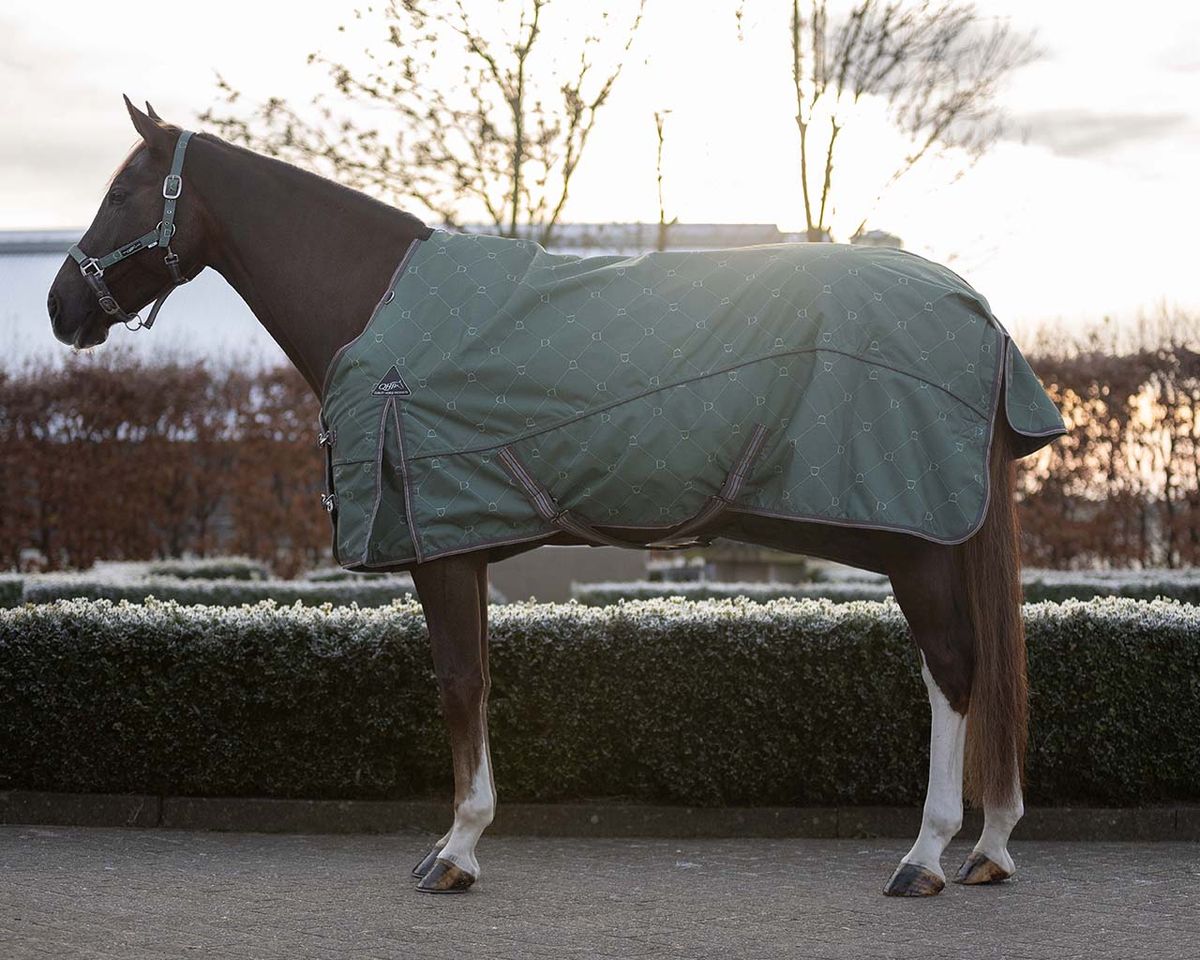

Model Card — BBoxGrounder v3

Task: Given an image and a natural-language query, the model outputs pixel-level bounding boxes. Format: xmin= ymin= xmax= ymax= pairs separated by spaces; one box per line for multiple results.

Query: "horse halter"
xmin=68 ymin=130 xmax=194 ymax=331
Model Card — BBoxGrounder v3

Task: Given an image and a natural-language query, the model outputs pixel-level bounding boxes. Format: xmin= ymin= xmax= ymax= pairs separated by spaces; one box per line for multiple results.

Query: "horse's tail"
xmin=962 ymin=422 xmax=1027 ymax=809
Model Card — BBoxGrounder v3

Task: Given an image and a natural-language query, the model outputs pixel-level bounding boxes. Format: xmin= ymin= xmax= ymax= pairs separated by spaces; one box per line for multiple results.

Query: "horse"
xmin=49 ymin=98 xmax=1048 ymax=897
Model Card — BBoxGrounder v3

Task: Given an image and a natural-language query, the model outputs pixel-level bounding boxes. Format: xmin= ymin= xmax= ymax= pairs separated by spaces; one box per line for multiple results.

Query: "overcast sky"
xmin=3 ymin=0 xmax=1199 ymax=332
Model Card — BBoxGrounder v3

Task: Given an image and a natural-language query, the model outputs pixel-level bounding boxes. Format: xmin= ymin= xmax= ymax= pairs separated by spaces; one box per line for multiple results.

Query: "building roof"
xmin=0 ymin=230 xmax=78 ymax=254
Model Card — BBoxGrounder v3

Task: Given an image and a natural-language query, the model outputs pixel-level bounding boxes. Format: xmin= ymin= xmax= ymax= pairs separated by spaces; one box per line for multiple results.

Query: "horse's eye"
xmin=109 ymin=189 xmax=127 ymax=206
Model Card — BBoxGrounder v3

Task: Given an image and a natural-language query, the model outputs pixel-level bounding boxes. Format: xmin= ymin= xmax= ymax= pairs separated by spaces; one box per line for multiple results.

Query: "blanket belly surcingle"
xmin=319 ymin=230 xmax=1065 ymax=570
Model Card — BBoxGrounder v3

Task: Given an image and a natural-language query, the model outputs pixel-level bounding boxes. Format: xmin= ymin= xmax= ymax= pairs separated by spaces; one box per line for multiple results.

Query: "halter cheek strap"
xmin=68 ymin=130 xmax=195 ymax=331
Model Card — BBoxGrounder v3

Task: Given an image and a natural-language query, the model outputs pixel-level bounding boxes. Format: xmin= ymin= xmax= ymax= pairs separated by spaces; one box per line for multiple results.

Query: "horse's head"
xmin=48 ymin=97 xmax=208 ymax=348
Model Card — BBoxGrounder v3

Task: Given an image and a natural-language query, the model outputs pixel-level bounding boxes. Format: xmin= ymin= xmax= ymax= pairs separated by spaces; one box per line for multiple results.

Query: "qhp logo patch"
xmin=373 ymin=365 xmax=412 ymax=397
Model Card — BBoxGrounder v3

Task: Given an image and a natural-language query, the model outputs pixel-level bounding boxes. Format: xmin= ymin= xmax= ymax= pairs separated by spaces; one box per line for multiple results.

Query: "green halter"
xmin=68 ymin=130 xmax=194 ymax=331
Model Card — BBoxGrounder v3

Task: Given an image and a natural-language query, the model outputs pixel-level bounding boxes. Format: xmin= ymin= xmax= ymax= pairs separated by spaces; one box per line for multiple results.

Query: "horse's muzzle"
xmin=49 ymin=299 xmax=108 ymax=349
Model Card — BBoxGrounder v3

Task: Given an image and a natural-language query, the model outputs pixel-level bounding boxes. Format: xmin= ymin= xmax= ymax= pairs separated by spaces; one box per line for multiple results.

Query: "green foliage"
xmin=1020 ymin=570 xmax=1200 ymax=604
xmin=572 ymin=569 xmax=1200 ymax=606
xmin=144 ymin=557 xmax=271 ymax=581
xmin=0 ymin=597 xmax=1195 ymax=806
xmin=21 ymin=574 xmax=416 ymax=608
xmin=572 ymin=580 xmax=891 ymax=605
xmin=0 ymin=575 xmax=23 ymax=609
xmin=301 ymin=566 xmax=394 ymax=582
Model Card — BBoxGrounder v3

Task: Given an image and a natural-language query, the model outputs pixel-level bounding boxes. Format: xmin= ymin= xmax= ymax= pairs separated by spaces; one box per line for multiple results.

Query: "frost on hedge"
xmin=12 ymin=566 xmax=511 ymax=606
xmin=571 ymin=568 xmax=1200 ymax=605
xmin=18 ymin=573 xmax=421 ymax=608
xmin=0 ymin=595 xmax=1196 ymax=806
xmin=145 ymin=556 xmax=271 ymax=581
xmin=571 ymin=580 xmax=893 ymax=604
xmin=90 ymin=558 xmax=269 ymax=582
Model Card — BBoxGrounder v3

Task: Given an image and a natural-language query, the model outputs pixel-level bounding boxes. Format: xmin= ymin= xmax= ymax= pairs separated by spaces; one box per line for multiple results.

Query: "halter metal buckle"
xmin=80 ymin=258 xmax=103 ymax=277
xmin=97 ymin=295 xmax=120 ymax=315
xmin=163 ymin=174 xmax=182 ymax=199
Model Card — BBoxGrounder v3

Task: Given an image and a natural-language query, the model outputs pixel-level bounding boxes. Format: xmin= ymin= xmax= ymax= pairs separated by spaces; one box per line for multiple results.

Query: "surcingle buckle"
xmin=320 ymin=493 xmax=336 ymax=513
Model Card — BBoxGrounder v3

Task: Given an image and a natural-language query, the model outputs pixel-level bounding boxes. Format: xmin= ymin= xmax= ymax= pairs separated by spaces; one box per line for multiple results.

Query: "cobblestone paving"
xmin=1 ymin=827 xmax=1196 ymax=959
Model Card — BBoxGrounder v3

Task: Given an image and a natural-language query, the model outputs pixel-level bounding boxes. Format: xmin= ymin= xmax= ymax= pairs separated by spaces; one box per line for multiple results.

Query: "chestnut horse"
xmin=48 ymin=100 xmax=1028 ymax=896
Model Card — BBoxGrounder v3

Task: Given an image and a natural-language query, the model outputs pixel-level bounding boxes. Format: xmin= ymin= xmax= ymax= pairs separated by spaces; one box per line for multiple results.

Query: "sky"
xmin=3 ymin=0 xmax=1199 ymax=334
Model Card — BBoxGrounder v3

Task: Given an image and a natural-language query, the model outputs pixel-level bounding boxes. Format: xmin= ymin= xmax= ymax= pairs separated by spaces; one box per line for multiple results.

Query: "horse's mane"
xmin=194 ymin=131 xmax=430 ymax=233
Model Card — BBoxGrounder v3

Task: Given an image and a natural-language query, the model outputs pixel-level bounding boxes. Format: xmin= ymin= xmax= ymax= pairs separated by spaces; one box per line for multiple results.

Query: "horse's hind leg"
xmin=883 ymin=552 xmax=971 ymax=897
xmin=409 ymin=553 xmax=495 ymax=894
xmin=954 ymin=772 xmax=1022 ymax=884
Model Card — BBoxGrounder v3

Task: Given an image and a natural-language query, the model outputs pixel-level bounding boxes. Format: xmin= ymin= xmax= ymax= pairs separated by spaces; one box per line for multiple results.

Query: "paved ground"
xmin=0 ymin=827 xmax=1196 ymax=959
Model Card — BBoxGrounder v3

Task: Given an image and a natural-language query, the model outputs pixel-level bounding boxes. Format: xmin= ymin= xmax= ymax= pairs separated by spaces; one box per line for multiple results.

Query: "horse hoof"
xmin=953 ymin=852 xmax=1013 ymax=885
xmin=411 ymin=846 xmax=442 ymax=880
xmin=416 ymin=858 xmax=476 ymax=894
xmin=883 ymin=862 xmax=945 ymax=897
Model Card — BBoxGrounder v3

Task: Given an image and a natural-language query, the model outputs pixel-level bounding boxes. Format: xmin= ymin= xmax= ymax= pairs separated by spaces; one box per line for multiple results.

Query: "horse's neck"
xmin=190 ymin=136 xmax=429 ymax=395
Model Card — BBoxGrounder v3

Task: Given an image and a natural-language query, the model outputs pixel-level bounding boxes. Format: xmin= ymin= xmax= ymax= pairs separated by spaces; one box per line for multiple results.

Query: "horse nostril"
xmin=47 ymin=292 xmax=61 ymax=323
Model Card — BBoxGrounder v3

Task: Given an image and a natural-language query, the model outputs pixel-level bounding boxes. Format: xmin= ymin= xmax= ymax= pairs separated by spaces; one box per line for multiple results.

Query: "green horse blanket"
xmin=319 ymin=230 xmax=1064 ymax=570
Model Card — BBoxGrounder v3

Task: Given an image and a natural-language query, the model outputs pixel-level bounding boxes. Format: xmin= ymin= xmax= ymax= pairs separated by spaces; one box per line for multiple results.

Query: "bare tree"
xmin=201 ymin=0 xmax=645 ymax=244
xmin=653 ymin=110 xmax=678 ymax=251
xmin=743 ymin=1 xmax=1036 ymax=241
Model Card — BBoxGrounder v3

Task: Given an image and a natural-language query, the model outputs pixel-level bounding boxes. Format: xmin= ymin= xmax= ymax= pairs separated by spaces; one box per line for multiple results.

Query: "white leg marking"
xmin=971 ymin=771 xmax=1023 ymax=875
xmin=901 ymin=656 xmax=966 ymax=879
xmin=437 ymin=748 xmax=495 ymax=877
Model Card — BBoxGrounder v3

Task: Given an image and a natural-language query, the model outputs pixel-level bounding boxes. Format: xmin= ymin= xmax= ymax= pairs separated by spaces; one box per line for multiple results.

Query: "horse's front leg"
xmin=409 ymin=553 xmax=494 ymax=894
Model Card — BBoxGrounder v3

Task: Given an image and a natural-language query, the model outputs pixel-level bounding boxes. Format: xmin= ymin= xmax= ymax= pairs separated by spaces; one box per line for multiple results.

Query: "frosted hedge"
xmin=571 ymin=568 xmax=1200 ymax=605
xmin=3 ymin=570 xmax=519 ymax=607
xmin=0 ymin=596 xmax=1196 ymax=807
xmin=17 ymin=573 xmax=420 ymax=608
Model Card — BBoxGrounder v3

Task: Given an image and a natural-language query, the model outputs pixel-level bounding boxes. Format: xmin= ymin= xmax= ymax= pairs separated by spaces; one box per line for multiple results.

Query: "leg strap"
xmin=497 ymin=423 xmax=770 ymax=550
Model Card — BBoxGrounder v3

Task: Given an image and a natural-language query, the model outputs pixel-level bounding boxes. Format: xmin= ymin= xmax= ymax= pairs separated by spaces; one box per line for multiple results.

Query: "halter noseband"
xmin=68 ymin=130 xmax=194 ymax=332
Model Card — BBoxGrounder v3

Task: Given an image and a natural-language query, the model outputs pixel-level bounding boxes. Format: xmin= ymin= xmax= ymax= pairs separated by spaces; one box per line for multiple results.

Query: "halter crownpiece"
xmin=68 ymin=129 xmax=194 ymax=331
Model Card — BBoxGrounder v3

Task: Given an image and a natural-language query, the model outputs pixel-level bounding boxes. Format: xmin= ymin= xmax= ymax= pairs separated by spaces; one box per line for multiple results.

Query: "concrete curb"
xmin=1 ymin=791 xmax=1196 ymax=840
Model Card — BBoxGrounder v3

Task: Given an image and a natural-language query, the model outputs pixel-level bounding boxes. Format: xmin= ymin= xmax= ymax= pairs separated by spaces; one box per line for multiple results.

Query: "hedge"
xmin=1 ymin=597 xmax=1196 ymax=807
xmin=572 ymin=568 xmax=1200 ymax=605
xmin=19 ymin=574 xmax=420 ymax=608
xmin=573 ymin=580 xmax=892 ymax=605
xmin=302 ymin=566 xmax=396 ymax=582
xmin=0 ymin=574 xmax=22 ymax=609
xmin=145 ymin=557 xmax=270 ymax=581
xmin=1021 ymin=569 xmax=1200 ymax=604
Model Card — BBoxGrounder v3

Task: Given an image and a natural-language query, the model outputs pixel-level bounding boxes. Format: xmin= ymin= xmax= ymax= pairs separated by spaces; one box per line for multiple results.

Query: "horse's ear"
xmin=145 ymin=101 xmax=163 ymax=122
xmin=123 ymin=94 xmax=170 ymax=155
